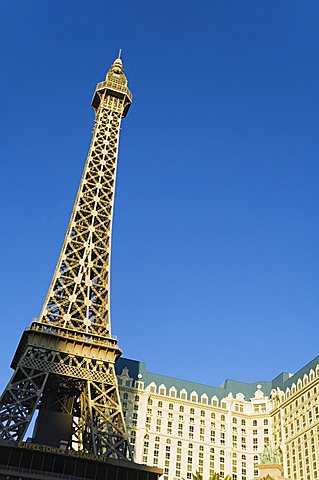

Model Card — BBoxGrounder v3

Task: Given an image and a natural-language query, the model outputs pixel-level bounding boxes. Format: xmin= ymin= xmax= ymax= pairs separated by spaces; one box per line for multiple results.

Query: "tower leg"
xmin=79 ymin=375 xmax=132 ymax=460
xmin=0 ymin=365 xmax=48 ymax=441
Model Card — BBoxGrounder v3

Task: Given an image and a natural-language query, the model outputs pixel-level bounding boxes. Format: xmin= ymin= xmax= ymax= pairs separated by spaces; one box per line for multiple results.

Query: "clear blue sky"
xmin=1 ymin=1 xmax=319 ymax=392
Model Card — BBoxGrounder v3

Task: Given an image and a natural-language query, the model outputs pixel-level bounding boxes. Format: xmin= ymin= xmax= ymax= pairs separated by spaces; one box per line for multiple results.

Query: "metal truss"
xmin=39 ymin=58 xmax=132 ymax=338
xmin=0 ymin=57 xmax=133 ymax=461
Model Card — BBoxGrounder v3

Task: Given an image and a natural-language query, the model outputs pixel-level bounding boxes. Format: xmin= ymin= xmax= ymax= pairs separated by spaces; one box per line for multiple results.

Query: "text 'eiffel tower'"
xmin=0 ymin=56 xmax=133 ymax=461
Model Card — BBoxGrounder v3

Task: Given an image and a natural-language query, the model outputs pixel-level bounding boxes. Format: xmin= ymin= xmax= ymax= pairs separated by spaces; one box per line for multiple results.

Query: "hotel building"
xmin=116 ymin=356 xmax=319 ymax=480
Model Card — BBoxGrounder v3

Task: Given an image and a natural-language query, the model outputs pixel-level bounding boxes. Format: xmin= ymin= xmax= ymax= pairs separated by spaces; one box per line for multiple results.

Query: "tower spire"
xmin=0 ymin=57 xmax=133 ymax=460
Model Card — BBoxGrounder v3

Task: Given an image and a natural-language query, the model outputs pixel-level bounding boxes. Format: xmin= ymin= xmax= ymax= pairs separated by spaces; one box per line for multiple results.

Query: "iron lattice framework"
xmin=0 ymin=57 xmax=133 ymax=460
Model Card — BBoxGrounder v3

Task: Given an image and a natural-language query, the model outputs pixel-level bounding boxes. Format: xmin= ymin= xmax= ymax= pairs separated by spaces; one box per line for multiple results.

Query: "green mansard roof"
xmin=116 ymin=355 xmax=319 ymax=401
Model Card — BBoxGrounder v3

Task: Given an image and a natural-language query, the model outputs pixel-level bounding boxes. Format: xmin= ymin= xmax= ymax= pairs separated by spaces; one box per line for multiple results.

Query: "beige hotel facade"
xmin=116 ymin=355 xmax=319 ymax=480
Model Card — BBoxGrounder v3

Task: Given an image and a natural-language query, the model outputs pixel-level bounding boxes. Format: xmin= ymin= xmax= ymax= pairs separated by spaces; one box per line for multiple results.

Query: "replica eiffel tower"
xmin=0 ymin=55 xmax=137 ymax=465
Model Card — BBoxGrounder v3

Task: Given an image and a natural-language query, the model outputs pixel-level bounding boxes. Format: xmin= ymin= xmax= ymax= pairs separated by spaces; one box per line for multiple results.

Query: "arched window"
xmin=180 ymin=389 xmax=187 ymax=400
xmin=149 ymin=383 xmax=157 ymax=393
xmin=159 ymin=385 xmax=166 ymax=395
xmin=201 ymin=394 xmax=208 ymax=405
xmin=191 ymin=391 xmax=198 ymax=403
xmin=211 ymin=396 xmax=218 ymax=407
xmin=169 ymin=387 xmax=177 ymax=398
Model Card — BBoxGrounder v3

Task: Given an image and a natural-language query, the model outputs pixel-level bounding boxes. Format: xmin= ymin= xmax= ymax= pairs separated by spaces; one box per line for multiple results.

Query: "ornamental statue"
xmin=260 ymin=445 xmax=281 ymax=464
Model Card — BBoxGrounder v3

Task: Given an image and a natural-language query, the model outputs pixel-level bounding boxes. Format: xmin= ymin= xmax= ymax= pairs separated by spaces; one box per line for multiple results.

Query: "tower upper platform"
xmin=92 ymin=56 xmax=132 ymax=117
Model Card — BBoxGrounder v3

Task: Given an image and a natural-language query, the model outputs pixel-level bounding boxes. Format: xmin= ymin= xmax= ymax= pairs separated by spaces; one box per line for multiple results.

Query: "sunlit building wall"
xmin=271 ymin=357 xmax=319 ymax=480
xmin=116 ymin=356 xmax=319 ymax=480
